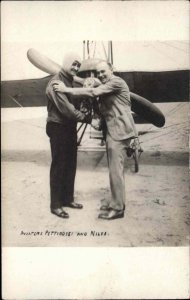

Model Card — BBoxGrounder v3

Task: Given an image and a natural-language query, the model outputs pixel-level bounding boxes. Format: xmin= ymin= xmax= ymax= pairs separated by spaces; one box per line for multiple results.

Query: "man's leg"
xmin=46 ymin=122 xmax=69 ymax=212
xmin=63 ymin=128 xmax=77 ymax=204
xmin=99 ymin=133 xmax=130 ymax=219
xmin=107 ymin=134 xmax=130 ymax=211
xmin=61 ymin=126 xmax=83 ymax=209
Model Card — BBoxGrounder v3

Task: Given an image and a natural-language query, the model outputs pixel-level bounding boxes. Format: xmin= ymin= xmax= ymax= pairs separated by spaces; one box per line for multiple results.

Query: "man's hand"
xmin=52 ymin=80 xmax=66 ymax=93
xmin=93 ymin=78 xmax=101 ymax=87
xmin=83 ymin=77 xmax=101 ymax=88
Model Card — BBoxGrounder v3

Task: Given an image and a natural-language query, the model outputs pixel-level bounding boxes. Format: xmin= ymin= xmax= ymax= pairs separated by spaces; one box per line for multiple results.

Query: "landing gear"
xmin=127 ymin=138 xmax=143 ymax=173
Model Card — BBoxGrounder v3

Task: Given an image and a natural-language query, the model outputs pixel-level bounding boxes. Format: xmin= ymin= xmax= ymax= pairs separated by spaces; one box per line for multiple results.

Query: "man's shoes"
xmin=65 ymin=202 xmax=83 ymax=209
xmin=51 ymin=208 xmax=69 ymax=219
xmin=100 ymin=205 xmax=112 ymax=211
xmin=98 ymin=209 xmax=124 ymax=220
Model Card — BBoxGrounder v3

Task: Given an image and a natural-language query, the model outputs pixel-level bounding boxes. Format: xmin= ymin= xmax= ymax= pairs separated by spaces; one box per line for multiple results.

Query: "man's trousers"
xmin=106 ymin=133 xmax=131 ymax=211
xmin=46 ymin=122 xmax=77 ymax=210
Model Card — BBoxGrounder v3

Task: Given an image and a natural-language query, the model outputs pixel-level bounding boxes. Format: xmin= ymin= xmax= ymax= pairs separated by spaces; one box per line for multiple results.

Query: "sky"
xmin=1 ymin=1 xmax=189 ymax=80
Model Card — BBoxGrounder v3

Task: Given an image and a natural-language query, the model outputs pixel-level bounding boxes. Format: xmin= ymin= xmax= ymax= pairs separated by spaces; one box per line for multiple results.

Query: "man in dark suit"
xmin=46 ymin=52 xmax=91 ymax=219
xmin=53 ymin=61 xmax=137 ymax=220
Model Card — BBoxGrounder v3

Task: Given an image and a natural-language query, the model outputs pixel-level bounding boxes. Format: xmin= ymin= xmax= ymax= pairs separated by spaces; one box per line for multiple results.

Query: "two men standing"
xmin=47 ymin=54 xmax=137 ymax=220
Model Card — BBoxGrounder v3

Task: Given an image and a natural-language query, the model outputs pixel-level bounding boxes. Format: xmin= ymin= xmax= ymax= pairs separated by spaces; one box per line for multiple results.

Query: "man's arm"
xmin=73 ymin=76 xmax=85 ymax=85
xmin=46 ymin=81 xmax=91 ymax=123
xmin=73 ymin=76 xmax=101 ymax=88
xmin=64 ymin=86 xmax=98 ymax=98
xmin=52 ymin=80 xmax=112 ymax=98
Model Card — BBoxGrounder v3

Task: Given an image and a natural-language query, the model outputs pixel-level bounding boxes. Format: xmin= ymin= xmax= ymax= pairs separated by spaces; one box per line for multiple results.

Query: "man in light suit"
xmin=53 ymin=61 xmax=138 ymax=220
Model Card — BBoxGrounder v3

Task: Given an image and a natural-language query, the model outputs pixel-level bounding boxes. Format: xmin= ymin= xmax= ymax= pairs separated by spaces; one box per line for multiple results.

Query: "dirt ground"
xmin=1 ymin=102 xmax=189 ymax=247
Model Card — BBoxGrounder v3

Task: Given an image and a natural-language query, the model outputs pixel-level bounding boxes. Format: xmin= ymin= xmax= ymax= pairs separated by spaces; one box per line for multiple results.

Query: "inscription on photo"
xmin=20 ymin=230 xmax=109 ymax=237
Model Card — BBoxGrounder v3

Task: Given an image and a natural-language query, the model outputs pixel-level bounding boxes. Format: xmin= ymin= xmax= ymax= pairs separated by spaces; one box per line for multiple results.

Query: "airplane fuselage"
xmin=1 ymin=70 xmax=188 ymax=108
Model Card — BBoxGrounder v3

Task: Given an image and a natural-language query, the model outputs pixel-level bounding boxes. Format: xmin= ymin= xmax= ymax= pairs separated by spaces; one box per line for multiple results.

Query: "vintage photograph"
xmin=1 ymin=0 xmax=189 ymax=298
xmin=2 ymin=2 xmax=189 ymax=248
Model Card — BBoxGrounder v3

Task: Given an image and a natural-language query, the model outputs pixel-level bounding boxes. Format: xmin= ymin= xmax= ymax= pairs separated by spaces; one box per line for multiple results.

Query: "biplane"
xmin=1 ymin=41 xmax=189 ymax=171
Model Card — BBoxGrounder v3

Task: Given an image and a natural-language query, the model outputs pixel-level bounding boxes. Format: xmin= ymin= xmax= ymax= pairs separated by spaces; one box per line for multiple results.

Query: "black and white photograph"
xmin=1 ymin=1 xmax=189 ymax=299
